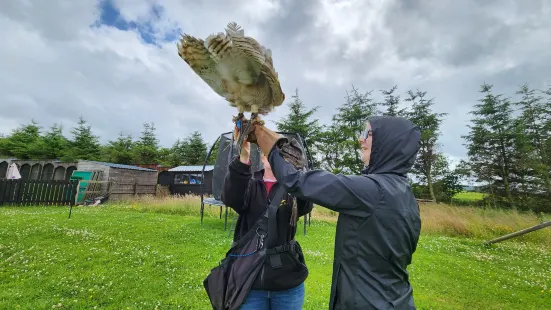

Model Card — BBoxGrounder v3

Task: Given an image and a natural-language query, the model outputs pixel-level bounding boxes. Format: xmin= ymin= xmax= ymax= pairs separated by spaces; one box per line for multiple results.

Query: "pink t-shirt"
xmin=263 ymin=177 xmax=277 ymax=195
xmin=243 ymin=159 xmax=277 ymax=194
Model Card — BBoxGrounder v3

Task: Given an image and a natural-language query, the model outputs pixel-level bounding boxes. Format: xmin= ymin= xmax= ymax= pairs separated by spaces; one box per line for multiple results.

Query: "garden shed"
xmin=157 ymin=165 xmax=214 ymax=196
xmin=77 ymin=160 xmax=158 ymax=200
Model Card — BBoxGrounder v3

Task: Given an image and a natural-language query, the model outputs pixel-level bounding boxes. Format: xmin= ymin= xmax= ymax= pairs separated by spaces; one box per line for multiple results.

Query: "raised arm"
xmin=220 ymin=142 xmax=254 ymax=214
xmin=268 ymin=147 xmax=380 ymax=217
xmin=248 ymin=124 xmax=380 ymax=217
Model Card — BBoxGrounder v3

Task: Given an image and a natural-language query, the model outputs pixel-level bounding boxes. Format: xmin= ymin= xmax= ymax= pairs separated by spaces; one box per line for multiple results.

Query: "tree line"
xmin=275 ymin=84 xmax=551 ymax=214
xmin=1 ymin=83 xmax=550 ymax=213
xmin=0 ymin=118 xmax=211 ymax=167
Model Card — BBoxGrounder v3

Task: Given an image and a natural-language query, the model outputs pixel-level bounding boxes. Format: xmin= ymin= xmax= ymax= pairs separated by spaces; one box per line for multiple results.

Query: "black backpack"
xmin=202 ymin=186 xmax=307 ymax=309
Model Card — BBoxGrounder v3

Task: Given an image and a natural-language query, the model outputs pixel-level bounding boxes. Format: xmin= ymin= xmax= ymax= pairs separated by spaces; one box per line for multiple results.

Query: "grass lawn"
xmin=1 ymin=202 xmax=550 ymax=309
xmin=452 ymin=191 xmax=485 ymax=202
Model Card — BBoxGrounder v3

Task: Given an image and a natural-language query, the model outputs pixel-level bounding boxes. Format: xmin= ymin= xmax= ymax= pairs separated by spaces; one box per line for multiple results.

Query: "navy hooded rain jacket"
xmin=267 ymin=116 xmax=422 ymax=309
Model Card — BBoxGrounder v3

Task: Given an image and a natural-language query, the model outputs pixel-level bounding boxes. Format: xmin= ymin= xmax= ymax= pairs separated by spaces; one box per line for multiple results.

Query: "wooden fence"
xmin=0 ymin=179 xmax=79 ymax=206
xmin=108 ymin=181 xmax=157 ymax=199
xmin=78 ymin=180 xmax=157 ymax=201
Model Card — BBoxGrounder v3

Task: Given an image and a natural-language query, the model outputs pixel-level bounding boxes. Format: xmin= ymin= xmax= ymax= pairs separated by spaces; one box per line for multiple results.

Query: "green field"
xmin=453 ymin=191 xmax=486 ymax=202
xmin=1 ymin=203 xmax=550 ymax=309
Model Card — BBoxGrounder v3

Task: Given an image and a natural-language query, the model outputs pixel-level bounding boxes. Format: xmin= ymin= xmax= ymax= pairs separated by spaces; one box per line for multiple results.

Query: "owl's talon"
xmin=232 ymin=113 xmax=245 ymax=123
xmin=250 ymin=114 xmax=264 ymax=126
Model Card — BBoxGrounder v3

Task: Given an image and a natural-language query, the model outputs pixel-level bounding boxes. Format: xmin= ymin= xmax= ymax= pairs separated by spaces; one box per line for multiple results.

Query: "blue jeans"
xmin=239 ymin=282 xmax=305 ymax=310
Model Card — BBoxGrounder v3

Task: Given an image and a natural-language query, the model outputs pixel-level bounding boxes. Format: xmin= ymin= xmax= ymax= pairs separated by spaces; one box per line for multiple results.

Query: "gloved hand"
xmin=279 ymin=138 xmax=306 ymax=170
xmin=252 ymin=125 xmax=306 ymax=170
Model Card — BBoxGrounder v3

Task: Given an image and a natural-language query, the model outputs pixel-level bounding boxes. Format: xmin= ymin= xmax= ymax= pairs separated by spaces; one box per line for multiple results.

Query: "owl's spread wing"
xmin=264 ymin=48 xmax=275 ymax=72
xmin=261 ymin=63 xmax=284 ymax=108
xmin=177 ymin=34 xmax=226 ymax=97
xmin=177 ymin=22 xmax=284 ymax=111
xmin=228 ymin=28 xmax=284 ymax=109
xmin=226 ymin=24 xmax=282 ymax=106
xmin=202 ymin=23 xmax=266 ymax=86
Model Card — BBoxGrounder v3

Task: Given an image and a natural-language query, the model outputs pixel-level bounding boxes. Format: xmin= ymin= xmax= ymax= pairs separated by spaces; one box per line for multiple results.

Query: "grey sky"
xmin=1 ymin=0 xmax=550 ymax=166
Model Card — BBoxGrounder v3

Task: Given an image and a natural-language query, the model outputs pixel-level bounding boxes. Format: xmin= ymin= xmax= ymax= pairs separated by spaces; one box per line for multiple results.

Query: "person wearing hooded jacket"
xmin=247 ymin=115 xmax=422 ymax=309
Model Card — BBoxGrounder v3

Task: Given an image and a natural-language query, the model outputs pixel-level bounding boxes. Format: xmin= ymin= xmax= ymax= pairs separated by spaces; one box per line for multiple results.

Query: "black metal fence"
xmin=0 ymin=179 xmax=78 ymax=206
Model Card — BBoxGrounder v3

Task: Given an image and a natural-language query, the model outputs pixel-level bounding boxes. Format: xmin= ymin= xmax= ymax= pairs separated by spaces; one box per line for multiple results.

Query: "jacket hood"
xmin=365 ymin=116 xmax=421 ymax=176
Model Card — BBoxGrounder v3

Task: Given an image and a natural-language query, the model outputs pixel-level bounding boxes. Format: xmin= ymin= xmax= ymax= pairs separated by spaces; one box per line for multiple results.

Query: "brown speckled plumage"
xmin=176 ymin=22 xmax=285 ymax=121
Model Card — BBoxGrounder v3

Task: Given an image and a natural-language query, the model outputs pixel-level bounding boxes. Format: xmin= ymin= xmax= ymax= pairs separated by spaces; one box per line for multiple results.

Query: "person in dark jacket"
xmin=221 ymin=138 xmax=313 ymax=310
xmin=249 ymin=115 xmax=422 ymax=310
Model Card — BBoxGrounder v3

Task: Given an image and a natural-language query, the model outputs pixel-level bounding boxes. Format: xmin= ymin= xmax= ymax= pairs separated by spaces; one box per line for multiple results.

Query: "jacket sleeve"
xmin=268 ymin=147 xmax=380 ymax=218
xmin=221 ymin=156 xmax=253 ymax=215
xmin=297 ymin=197 xmax=313 ymax=217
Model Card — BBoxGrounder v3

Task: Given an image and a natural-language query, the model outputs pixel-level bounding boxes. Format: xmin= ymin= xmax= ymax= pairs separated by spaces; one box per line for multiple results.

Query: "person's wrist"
xmin=240 ymin=155 xmax=250 ymax=164
xmin=255 ymin=126 xmax=282 ymax=155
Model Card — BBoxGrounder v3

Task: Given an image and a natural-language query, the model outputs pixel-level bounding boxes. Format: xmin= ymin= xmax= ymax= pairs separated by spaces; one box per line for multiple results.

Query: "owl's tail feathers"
xmin=226 ymin=22 xmax=244 ymax=37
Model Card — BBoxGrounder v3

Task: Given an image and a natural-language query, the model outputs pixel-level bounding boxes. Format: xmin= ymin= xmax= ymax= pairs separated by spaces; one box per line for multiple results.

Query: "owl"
xmin=177 ymin=22 xmax=285 ymax=150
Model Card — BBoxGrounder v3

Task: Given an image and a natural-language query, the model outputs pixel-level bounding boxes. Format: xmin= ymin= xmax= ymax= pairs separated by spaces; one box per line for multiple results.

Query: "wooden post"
xmin=68 ymin=180 xmax=79 ymax=219
xmin=483 ymin=220 xmax=551 ymax=245
xmin=15 ymin=179 xmax=24 ymax=206
xmin=133 ymin=182 xmax=138 ymax=197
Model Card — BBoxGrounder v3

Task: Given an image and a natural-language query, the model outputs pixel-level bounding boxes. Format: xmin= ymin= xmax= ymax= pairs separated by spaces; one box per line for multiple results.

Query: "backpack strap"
xmin=266 ymin=186 xmax=286 ymax=248
xmin=265 ymin=186 xmax=287 ymax=269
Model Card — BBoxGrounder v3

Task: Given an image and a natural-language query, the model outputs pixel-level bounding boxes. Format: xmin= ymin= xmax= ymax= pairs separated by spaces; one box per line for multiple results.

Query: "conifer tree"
xmin=133 ymin=122 xmax=159 ymax=164
xmin=180 ymin=131 xmax=208 ymax=165
xmin=40 ymin=123 xmax=70 ymax=160
xmin=378 ymin=85 xmax=408 ymax=117
xmin=103 ymin=133 xmax=135 ymax=164
xmin=275 ymin=89 xmax=322 ymax=167
xmin=406 ymin=89 xmax=448 ymax=202
xmin=515 ymin=84 xmax=551 ymax=201
xmin=1 ymin=121 xmax=44 ymax=159
xmin=463 ymin=83 xmax=515 ymax=208
xmin=63 ymin=117 xmax=102 ymax=161
xmin=324 ymin=86 xmax=377 ymax=174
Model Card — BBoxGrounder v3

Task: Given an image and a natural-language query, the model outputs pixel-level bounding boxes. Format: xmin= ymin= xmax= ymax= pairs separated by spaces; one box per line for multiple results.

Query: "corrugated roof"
xmin=79 ymin=160 xmax=157 ymax=172
xmin=169 ymin=165 xmax=214 ymax=172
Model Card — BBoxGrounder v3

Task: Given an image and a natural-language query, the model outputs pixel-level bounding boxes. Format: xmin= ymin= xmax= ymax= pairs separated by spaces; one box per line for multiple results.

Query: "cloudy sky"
xmin=1 ymin=0 xmax=550 ymax=165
